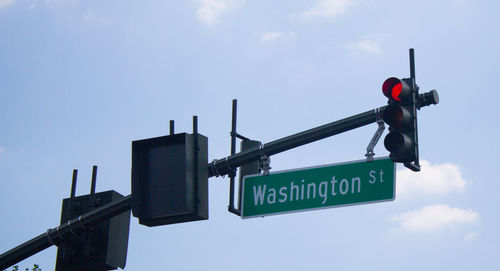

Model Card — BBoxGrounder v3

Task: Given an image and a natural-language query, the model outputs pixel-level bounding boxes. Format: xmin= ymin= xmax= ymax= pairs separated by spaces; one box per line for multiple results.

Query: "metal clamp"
xmin=224 ymin=157 xmax=232 ymax=176
xmin=78 ymin=215 xmax=86 ymax=231
xmin=67 ymin=220 xmax=76 ymax=236
xmin=211 ymin=159 xmax=221 ymax=177
xmin=56 ymin=226 xmax=64 ymax=242
xmin=45 ymin=226 xmax=64 ymax=247
xmin=45 ymin=229 xmax=56 ymax=246
xmin=365 ymin=108 xmax=385 ymax=162
xmin=259 ymin=143 xmax=271 ymax=175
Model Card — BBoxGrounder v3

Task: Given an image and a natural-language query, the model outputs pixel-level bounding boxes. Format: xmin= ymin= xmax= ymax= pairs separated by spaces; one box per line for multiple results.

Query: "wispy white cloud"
xmin=27 ymin=0 xmax=82 ymax=11
xmin=0 ymin=0 xmax=15 ymax=9
xmin=396 ymin=160 xmax=466 ymax=200
xmin=195 ymin=0 xmax=242 ymax=26
xmin=392 ymin=204 xmax=479 ymax=233
xmin=26 ymin=1 xmax=111 ymax=25
xmin=347 ymin=39 xmax=381 ymax=54
xmin=36 ymin=0 xmax=80 ymax=5
xmin=0 ymin=146 xmax=6 ymax=159
xmin=82 ymin=9 xmax=112 ymax=25
xmin=301 ymin=0 xmax=353 ymax=18
xmin=260 ymin=32 xmax=296 ymax=44
xmin=464 ymin=232 xmax=477 ymax=241
xmin=451 ymin=0 xmax=477 ymax=10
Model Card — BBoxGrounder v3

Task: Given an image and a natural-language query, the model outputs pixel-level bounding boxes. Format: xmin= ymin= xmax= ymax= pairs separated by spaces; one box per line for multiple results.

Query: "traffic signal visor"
xmin=382 ymin=104 xmax=412 ymax=130
xmin=384 ymin=131 xmax=413 ymax=154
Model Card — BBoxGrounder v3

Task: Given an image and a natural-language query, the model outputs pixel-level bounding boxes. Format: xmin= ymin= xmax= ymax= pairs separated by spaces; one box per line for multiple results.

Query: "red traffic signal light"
xmin=382 ymin=77 xmax=412 ymax=102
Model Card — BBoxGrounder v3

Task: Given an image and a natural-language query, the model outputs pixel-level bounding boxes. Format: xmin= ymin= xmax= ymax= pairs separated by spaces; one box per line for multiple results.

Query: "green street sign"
xmin=241 ymin=157 xmax=395 ymax=218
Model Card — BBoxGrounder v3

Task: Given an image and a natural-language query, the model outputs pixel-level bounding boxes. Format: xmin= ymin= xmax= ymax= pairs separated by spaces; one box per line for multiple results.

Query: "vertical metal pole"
xmin=230 ymin=100 xmax=237 ymax=160
xmin=228 ymin=99 xmax=240 ymax=215
xmin=406 ymin=48 xmax=420 ymax=171
xmin=192 ymin=116 xmax=199 ymax=214
xmin=170 ymin=120 xmax=175 ymax=135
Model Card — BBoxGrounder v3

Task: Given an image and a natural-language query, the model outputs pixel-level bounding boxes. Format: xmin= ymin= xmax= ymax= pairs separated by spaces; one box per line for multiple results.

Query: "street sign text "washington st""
xmin=241 ymin=157 xmax=395 ymax=218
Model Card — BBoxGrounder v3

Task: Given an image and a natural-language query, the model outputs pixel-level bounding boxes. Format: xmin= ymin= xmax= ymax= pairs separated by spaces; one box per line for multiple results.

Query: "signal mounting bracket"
xmin=365 ymin=108 xmax=385 ymax=162
xmin=259 ymin=142 xmax=271 ymax=175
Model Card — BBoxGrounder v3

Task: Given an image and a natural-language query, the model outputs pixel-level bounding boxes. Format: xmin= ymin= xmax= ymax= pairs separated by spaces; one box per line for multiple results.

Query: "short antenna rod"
xmin=90 ymin=165 xmax=97 ymax=196
xmin=409 ymin=48 xmax=416 ymax=83
xmin=70 ymin=169 xmax=78 ymax=199
xmin=170 ymin=120 xmax=175 ymax=135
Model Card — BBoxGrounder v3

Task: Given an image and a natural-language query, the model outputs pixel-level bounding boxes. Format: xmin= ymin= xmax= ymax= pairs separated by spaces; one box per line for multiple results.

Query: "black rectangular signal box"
xmin=131 ymin=132 xmax=208 ymax=226
xmin=56 ymin=190 xmax=130 ymax=271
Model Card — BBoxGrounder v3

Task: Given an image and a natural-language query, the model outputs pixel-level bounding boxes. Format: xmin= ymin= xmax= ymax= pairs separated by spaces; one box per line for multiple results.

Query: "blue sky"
xmin=0 ymin=0 xmax=498 ymax=270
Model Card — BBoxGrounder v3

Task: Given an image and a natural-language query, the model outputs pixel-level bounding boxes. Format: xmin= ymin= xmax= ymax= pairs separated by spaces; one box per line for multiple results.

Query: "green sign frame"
xmin=241 ymin=157 xmax=395 ymax=218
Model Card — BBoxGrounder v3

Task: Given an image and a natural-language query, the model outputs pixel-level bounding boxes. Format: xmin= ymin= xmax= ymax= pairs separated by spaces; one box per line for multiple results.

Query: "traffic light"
xmin=56 ymin=191 xmax=130 ymax=271
xmin=382 ymin=77 xmax=420 ymax=171
xmin=56 ymin=168 xmax=130 ymax=271
xmin=131 ymin=117 xmax=208 ymax=226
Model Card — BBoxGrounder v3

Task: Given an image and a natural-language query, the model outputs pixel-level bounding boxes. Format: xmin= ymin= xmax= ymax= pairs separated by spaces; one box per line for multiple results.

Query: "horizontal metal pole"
xmin=0 ymin=195 xmax=131 ymax=270
xmin=208 ymin=106 xmax=387 ymax=177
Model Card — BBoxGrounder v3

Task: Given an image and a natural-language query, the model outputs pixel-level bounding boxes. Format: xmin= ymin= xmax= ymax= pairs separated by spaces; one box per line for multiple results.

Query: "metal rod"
xmin=68 ymin=169 xmax=78 ymax=222
xmin=230 ymin=100 xmax=237 ymax=160
xmin=409 ymin=48 xmax=416 ymax=82
xmin=170 ymin=120 xmax=175 ymax=135
xmin=228 ymin=99 xmax=240 ymax=215
xmin=235 ymin=133 xmax=250 ymax=141
xmin=90 ymin=166 xmax=97 ymax=196
xmin=193 ymin=116 xmax=198 ymax=135
xmin=0 ymin=196 xmax=132 ymax=270
xmin=70 ymin=169 xmax=78 ymax=199
xmin=406 ymin=48 xmax=420 ymax=171
xmin=193 ymin=116 xmax=199 ymax=215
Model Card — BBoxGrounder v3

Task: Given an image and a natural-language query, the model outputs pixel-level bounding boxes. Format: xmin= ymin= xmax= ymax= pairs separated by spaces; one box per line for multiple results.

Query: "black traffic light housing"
xmin=56 ymin=168 xmax=130 ymax=271
xmin=382 ymin=49 xmax=423 ymax=172
xmin=131 ymin=117 xmax=208 ymax=226
xmin=382 ymin=77 xmax=420 ymax=171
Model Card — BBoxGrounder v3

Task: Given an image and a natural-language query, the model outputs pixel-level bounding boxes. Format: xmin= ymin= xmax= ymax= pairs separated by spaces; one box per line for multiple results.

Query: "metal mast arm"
xmin=208 ymin=106 xmax=387 ymax=178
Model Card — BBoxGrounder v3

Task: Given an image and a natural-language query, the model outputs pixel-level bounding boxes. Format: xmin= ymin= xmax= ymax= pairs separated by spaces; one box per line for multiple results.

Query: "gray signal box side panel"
xmin=131 ymin=133 xmax=208 ymax=226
